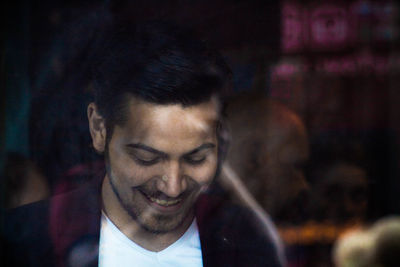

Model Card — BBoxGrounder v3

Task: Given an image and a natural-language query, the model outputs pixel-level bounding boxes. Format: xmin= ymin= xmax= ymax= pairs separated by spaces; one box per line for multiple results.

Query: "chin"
xmin=137 ymin=210 xmax=191 ymax=234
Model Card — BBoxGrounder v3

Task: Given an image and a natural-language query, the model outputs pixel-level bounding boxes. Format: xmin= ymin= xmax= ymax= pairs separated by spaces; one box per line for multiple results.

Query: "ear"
xmin=87 ymin=103 xmax=107 ymax=153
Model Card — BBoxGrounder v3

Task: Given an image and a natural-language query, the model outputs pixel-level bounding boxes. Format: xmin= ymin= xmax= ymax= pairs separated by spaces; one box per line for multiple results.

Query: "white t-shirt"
xmin=98 ymin=213 xmax=203 ymax=267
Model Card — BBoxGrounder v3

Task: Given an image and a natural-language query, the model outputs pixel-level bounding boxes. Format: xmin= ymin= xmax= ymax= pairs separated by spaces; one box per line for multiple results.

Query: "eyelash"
xmin=136 ymin=157 xmax=206 ymax=166
xmin=184 ymin=156 xmax=206 ymax=165
xmin=129 ymin=151 xmax=207 ymax=166
xmin=127 ymin=151 xmax=160 ymax=166
xmin=134 ymin=157 xmax=160 ymax=166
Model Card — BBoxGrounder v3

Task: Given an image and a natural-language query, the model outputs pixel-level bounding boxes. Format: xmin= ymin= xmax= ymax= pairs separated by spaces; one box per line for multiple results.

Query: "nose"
xmin=159 ymin=161 xmax=187 ymax=198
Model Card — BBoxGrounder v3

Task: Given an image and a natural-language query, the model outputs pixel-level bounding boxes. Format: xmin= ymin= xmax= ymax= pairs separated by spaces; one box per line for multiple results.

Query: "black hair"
xmin=91 ymin=20 xmax=232 ymax=133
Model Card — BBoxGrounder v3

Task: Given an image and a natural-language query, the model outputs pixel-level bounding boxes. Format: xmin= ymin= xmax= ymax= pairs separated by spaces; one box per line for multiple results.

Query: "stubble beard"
xmin=108 ymin=174 xmax=195 ymax=234
xmin=104 ymin=151 xmax=196 ymax=234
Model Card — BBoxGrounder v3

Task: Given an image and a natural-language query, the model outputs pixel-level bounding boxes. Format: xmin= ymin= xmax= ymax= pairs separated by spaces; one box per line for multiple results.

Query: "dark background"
xmin=2 ymin=0 xmax=400 ymax=265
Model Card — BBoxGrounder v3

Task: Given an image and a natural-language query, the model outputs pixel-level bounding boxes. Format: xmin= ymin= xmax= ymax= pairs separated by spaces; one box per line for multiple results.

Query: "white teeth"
xmin=149 ymin=196 xmax=181 ymax=206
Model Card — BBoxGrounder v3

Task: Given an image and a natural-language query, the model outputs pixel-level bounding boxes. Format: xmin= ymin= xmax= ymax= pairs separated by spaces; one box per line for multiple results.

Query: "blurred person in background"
xmin=334 ymin=216 xmax=400 ymax=267
xmin=3 ymin=152 xmax=50 ymax=209
xmin=222 ymin=92 xmax=310 ymax=225
xmin=310 ymin=161 xmax=369 ymax=225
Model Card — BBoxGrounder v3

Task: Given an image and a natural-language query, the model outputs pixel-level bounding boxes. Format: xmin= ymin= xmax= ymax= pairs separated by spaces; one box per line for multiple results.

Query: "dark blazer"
xmin=2 ymin=178 xmax=283 ymax=267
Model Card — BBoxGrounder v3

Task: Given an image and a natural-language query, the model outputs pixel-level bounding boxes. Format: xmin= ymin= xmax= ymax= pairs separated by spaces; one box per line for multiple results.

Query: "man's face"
xmin=104 ymin=97 xmax=219 ymax=233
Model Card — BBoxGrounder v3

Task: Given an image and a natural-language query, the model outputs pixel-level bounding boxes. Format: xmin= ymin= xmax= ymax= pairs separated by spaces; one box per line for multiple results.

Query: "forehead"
xmin=127 ymin=96 xmax=220 ymax=124
xmin=113 ymin=96 xmax=220 ymax=149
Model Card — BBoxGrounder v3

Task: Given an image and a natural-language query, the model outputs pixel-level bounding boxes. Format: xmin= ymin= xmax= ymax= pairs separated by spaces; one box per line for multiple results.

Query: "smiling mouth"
xmin=139 ymin=190 xmax=182 ymax=207
xmin=148 ymin=196 xmax=181 ymax=206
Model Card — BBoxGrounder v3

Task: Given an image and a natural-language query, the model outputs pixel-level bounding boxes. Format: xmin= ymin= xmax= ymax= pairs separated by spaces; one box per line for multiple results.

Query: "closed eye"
xmin=126 ymin=147 xmax=162 ymax=166
xmin=134 ymin=156 xmax=161 ymax=166
xmin=182 ymin=143 xmax=215 ymax=165
xmin=183 ymin=155 xmax=206 ymax=165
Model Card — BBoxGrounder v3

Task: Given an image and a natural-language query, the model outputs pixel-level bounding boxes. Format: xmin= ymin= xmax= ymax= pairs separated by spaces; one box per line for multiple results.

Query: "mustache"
xmin=135 ymin=176 xmax=204 ymax=201
xmin=136 ymin=187 xmax=195 ymax=201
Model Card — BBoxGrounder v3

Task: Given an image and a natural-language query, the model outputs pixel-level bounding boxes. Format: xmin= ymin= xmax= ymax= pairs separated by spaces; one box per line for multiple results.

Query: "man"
xmin=222 ymin=93 xmax=310 ymax=224
xmin=2 ymin=21 xmax=282 ymax=266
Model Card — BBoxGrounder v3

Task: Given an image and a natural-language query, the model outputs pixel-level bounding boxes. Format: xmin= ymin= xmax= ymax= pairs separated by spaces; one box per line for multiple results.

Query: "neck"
xmin=101 ymin=175 xmax=194 ymax=251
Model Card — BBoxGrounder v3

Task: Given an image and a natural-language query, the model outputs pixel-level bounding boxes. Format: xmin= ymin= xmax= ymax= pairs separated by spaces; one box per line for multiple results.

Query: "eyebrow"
xmin=184 ymin=143 xmax=216 ymax=156
xmin=126 ymin=144 xmax=167 ymax=156
xmin=126 ymin=143 xmax=215 ymax=157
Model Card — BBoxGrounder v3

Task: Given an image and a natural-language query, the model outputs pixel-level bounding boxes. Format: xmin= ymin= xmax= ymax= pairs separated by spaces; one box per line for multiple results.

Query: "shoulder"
xmin=2 ymin=181 xmax=102 ymax=266
xmin=2 ymin=199 xmax=54 ymax=266
xmin=196 ymin=187 xmax=284 ymax=267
